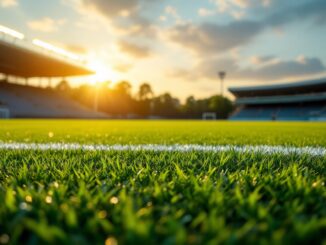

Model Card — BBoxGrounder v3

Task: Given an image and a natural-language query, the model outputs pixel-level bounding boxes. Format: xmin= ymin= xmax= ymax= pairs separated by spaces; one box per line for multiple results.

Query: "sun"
xmin=87 ymin=59 xmax=118 ymax=85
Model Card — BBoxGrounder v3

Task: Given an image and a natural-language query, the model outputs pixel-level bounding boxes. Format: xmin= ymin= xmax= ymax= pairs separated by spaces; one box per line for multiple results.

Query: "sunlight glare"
xmin=88 ymin=60 xmax=117 ymax=85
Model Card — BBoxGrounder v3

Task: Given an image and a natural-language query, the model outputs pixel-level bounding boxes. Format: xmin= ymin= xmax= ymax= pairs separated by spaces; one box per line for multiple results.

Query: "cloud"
xmin=113 ymin=63 xmax=133 ymax=73
xmin=117 ymin=40 xmax=152 ymax=58
xmin=169 ymin=0 xmax=326 ymax=57
xmin=261 ymin=0 xmax=271 ymax=7
xmin=249 ymin=55 xmax=277 ymax=65
xmin=169 ymin=55 xmax=326 ymax=83
xmin=76 ymin=0 xmax=161 ymax=37
xmin=64 ymin=44 xmax=88 ymax=54
xmin=196 ymin=56 xmax=326 ymax=81
xmin=209 ymin=0 xmax=264 ymax=15
xmin=198 ymin=8 xmax=215 ymax=17
xmin=169 ymin=21 xmax=262 ymax=56
xmin=80 ymin=0 xmax=140 ymax=19
xmin=0 ymin=0 xmax=18 ymax=7
xmin=159 ymin=15 xmax=167 ymax=21
xmin=231 ymin=10 xmax=246 ymax=19
xmin=27 ymin=18 xmax=66 ymax=32
xmin=165 ymin=5 xmax=179 ymax=19
xmin=264 ymin=0 xmax=326 ymax=26
xmin=231 ymin=0 xmax=250 ymax=8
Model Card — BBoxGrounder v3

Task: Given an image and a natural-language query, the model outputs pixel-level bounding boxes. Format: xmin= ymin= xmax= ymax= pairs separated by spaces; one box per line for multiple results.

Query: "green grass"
xmin=1 ymin=120 xmax=326 ymax=146
xmin=0 ymin=120 xmax=325 ymax=244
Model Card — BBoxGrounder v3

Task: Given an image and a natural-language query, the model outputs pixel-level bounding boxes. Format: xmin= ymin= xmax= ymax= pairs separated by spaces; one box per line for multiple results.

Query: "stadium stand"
xmin=229 ymin=78 xmax=326 ymax=121
xmin=0 ymin=81 xmax=107 ymax=118
xmin=0 ymin=25 xmax=106 ymax=118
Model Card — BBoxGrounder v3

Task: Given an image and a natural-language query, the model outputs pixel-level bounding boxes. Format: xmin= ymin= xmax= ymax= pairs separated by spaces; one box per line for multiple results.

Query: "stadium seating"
xmin=0 ymin=81 xmax=107 ymax=118
xmin=231 ymin=105 xmax=326 ymax=121
xmin=229 ymin=78 xmax=326 ymax=121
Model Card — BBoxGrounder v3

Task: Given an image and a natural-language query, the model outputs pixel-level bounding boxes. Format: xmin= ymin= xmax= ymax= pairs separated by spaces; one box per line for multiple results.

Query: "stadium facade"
xmin=229 ymin=78 xmax=326 ymax=121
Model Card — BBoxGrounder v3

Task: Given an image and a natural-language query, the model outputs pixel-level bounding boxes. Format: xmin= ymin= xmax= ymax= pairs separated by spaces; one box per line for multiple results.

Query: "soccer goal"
xmin=202 ymin=112 xmax=217 ymax=120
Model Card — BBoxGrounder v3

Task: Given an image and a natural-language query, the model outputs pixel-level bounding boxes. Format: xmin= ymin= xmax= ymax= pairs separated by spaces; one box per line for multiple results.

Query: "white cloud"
xmin=198 ymin=8 xmax=215 ymax=17
xmin=296 ymin=55 xmax=307 ymax=64
xmin=70 ymin=0 xmax=161 ymax=37
xmin=231 ymin=10 xmax=246 ymax=19
xmin=159 ymin=15 xmax=167 ymax=21
xmin=211 ymin=0 xmax=230 ymax=13
xmin=27 ymin=18 xmax=66 ymax=33
xmin=261 ymin=0 xmax=271 ymax=7
xmin=117 ymin=40 xmax=152 ymax=58
xmin=249 ymin=55 xmax=279 ymax=66
xmin=165 ymin=5 xmax=180 ymax=19
xmin=231 ymin=0 xmax=249 ymax=8
xmin=0 ymin=0 xmax=18 ymax=7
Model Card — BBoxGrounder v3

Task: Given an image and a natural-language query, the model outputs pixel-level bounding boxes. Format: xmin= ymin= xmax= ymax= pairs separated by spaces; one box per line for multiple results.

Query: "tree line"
xmin=56 ymin=80 xmax=234 ymax=119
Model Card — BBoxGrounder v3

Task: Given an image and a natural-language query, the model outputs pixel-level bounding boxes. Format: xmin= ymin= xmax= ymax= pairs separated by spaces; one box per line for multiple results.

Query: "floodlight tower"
xmin=218 ymin=71 xmax=226 ymax=96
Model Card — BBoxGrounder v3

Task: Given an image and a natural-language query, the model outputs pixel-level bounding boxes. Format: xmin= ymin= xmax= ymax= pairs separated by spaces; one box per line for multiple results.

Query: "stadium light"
xmin=32 ymin=39 xmax=81 ymax=61
xmin=0 ymin=24 xmax=25 ymax=40
xmin=218 ymin=71 xmax=226 ymax=97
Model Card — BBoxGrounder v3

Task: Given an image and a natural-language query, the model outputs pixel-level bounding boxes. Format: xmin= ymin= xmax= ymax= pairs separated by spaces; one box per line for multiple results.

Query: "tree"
xmin=152 ymin=93 xmax=180 ymax=117
xmin=183 ymin=96 xmax=196 ymax=117
xmin=109 ymin=81 xmax=135 ymax=115
xmin=136 ymin=83 xmax=154 ymax=116
xmin=138 ymin=83 xmax=153 ymax=101
xmin=114 ymin=81 xmax=132 ymax=96
xmin=208 ymin=95 xmax=234 ymax=119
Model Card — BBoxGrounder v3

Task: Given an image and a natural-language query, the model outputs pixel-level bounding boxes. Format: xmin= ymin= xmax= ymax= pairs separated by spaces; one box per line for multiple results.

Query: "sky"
xmin=0 ymin=0 xmax=326 ymax=99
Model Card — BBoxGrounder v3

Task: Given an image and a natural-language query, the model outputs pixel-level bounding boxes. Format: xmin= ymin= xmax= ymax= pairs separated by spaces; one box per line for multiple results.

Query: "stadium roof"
xmin=0 ymin=39 xmax=94 ymax=78
xmin=229 ymin=77 xmax=326 ymax=98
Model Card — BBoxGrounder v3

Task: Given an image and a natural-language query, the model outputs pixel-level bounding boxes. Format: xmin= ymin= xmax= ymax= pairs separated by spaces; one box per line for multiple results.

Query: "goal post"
xmin=202 ymin=112 xmax=216 ymax=120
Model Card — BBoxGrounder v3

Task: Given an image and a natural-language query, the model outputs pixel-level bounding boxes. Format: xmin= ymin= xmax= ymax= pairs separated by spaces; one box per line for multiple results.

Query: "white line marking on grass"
xmin=0 ymin=143 xmax=325 ymax=156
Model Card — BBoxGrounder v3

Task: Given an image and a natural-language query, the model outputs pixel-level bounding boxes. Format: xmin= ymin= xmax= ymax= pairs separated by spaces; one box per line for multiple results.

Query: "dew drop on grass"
xmin=181 ymin=214 xmax=192 ymax=224
xmin=45 ymin=196 xmax=52 ymax=204
xmin=19 ymin=202 xmax=28 ymax=210
xmin=53 ymin=181 xmax=59 ymax=188
xmin=48 ymin=132 xmax=54 ymax=138
xmin=98 ymin=210 xmax=107 ymax=219
xmin=110 ymin=197 xmax=119 ymax=205
xmin=105 ymin=237 xmax=118 ymax=245
xmin=0 ymin=234 xmax=10 ymax=244
xmin=25 ymin=195 xmax=32 ymax=203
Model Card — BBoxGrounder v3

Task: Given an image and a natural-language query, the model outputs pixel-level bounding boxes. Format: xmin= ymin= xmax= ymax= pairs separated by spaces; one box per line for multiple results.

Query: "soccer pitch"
xmin=0 ymin=120 xmax=325 ymax=244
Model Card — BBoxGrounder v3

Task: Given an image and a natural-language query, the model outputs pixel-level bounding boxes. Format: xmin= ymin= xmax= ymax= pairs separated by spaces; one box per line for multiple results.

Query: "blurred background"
xmin=0 ymin=0 xmax=325 ymax=120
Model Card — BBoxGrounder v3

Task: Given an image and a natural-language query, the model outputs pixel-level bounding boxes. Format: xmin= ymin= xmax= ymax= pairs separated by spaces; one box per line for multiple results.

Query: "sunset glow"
xmin=87 ymin=59 xmax=118 ymax=85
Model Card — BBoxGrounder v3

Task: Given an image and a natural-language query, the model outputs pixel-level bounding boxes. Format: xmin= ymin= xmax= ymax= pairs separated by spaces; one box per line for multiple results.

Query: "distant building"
xmin=228 ymin=78 xmax=326 ymax=121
